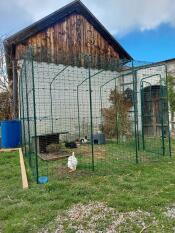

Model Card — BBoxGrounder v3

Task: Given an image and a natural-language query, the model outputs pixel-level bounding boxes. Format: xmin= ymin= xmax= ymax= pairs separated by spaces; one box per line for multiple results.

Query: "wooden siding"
xmin=15 ymin=13 xmax=119 ymax=65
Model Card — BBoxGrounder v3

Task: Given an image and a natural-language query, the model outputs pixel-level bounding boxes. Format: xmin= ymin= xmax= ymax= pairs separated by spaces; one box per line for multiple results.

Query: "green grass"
xmin=1 ymin=143 xmax=175 ymax=232
xmin=36 ymin=137 xmax=171 ymax=181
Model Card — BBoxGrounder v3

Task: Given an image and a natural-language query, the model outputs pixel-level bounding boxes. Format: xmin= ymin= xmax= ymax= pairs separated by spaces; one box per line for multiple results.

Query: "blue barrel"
xmin=1 ymin=120 xmax=21 ymax=148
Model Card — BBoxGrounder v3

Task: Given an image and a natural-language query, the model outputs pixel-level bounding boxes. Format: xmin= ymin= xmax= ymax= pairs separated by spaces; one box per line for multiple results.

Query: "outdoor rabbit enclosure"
xmin=19 ymin=48 xmax=171 ymax=183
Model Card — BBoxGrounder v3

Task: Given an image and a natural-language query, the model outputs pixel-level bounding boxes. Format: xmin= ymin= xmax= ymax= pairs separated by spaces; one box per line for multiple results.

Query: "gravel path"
xmin=165 ymin=205 xmax=175 ymax=219
xmin=39 ymin=202 xmax=161 ymax=233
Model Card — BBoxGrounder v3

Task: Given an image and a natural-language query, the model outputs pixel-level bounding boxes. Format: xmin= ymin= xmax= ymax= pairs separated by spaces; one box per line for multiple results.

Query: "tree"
xmin=167 ymin=75 xmax=175 ymax=133
xmin=0 ymin=35 xmax=12 ymax=120
xmin=101 ymin=89 xmax=132 ymax=139
xmin=167 ymin=75 xmax=175 ymax=112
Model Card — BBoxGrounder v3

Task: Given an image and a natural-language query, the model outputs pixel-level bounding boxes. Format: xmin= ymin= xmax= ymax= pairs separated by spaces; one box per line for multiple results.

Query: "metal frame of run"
xmin=140 ymin=72 xmax=171 ymax=157
xmin=19 ymin=47 xmax=172 ymax=183
xmin=140 ymin=74 xmax=164 ymax=154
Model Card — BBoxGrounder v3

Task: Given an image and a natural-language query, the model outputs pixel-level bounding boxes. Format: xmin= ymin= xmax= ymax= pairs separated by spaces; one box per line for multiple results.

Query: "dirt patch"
xmin=39 ymin=145 xmax=106 ymax=161
xmin=75 ymin=145 xmax=106 ymax=159
xmin=39 ymin=153 xmax=69 ymax=161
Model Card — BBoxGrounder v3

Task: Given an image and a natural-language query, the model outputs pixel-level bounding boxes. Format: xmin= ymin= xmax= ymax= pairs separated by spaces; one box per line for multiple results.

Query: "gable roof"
xmin=4 ymin=0 xmax=132 ymax=60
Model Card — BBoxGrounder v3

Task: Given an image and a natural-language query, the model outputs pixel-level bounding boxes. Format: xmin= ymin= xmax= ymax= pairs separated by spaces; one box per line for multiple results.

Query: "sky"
xmin=1 ymin=0 xmax=175 ymax=62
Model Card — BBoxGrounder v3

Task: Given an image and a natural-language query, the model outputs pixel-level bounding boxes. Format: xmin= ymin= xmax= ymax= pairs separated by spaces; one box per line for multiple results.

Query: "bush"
xmin=102 ymin=89 xmax=132 ymax=139
xmin=0 ymin=91 xmax=11 ymax=120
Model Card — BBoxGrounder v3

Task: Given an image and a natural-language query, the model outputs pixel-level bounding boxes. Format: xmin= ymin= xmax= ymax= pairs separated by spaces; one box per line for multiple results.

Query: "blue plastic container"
xmin=38 ymin=176 xmax=48 ymax=184
xmin=1 ymin=120 xmax=21 ymax=148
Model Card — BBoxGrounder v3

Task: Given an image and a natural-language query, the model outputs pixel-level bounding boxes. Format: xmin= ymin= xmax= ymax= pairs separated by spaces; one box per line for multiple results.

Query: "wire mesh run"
xmin=19 ymin=47 xmax=172 ymax=183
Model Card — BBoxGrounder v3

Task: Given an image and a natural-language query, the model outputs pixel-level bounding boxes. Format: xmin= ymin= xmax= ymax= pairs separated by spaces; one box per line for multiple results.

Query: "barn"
xmin=4 ymin=0 xmax=131 ymax=113
xmin=4 ymin=0 xmax=171 ymax=182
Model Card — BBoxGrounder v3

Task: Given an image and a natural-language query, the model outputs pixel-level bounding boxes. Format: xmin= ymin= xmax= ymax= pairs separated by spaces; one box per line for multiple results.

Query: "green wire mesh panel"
xmin=135 ymin=63 xmax=171 ymax=162
xmin=19 ymin=47 xmax=171 ymax=183
xmin=99 ymin=71 xmax=137 ymax=166
xmin=19 ymin=50 xmax=39 ymax=182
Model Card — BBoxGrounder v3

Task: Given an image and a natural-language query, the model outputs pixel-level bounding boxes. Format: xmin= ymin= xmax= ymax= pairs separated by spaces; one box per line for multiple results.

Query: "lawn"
xmin=37 ymin=137 xmax=171 ymax=181
xmin=1 ymin=144 xmax=175 ymax=232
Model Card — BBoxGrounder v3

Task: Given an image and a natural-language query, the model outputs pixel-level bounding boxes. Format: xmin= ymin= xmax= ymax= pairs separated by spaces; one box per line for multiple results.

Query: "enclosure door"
xmin=141 ymin=85 xmax=168 ymax=155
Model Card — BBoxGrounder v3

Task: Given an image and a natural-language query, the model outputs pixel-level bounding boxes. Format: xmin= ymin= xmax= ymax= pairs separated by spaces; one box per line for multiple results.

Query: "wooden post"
xmin=19 ymin=148 xmax=29 ymax=189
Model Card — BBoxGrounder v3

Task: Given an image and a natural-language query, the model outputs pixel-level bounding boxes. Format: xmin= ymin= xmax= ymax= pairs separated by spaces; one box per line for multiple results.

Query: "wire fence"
xmin=19 ymin=47 xmax=172 ymax=183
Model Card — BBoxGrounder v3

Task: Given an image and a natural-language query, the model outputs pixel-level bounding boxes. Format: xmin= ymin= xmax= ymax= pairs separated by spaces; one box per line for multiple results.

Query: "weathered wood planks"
xmin=15 ymin=14 xmax=119 ymax=65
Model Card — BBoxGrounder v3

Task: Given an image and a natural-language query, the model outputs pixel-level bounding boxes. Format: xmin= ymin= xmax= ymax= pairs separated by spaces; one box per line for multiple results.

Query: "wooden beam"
xmin=19 ymin=148 xmax=29 ymax=189
xmin=0 ymin=148 xmax=19 ymax=153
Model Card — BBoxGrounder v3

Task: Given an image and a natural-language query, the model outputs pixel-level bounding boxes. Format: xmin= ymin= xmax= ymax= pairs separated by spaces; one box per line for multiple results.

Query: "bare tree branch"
xmin=0 ymin=34 xmax=12 ymax=120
